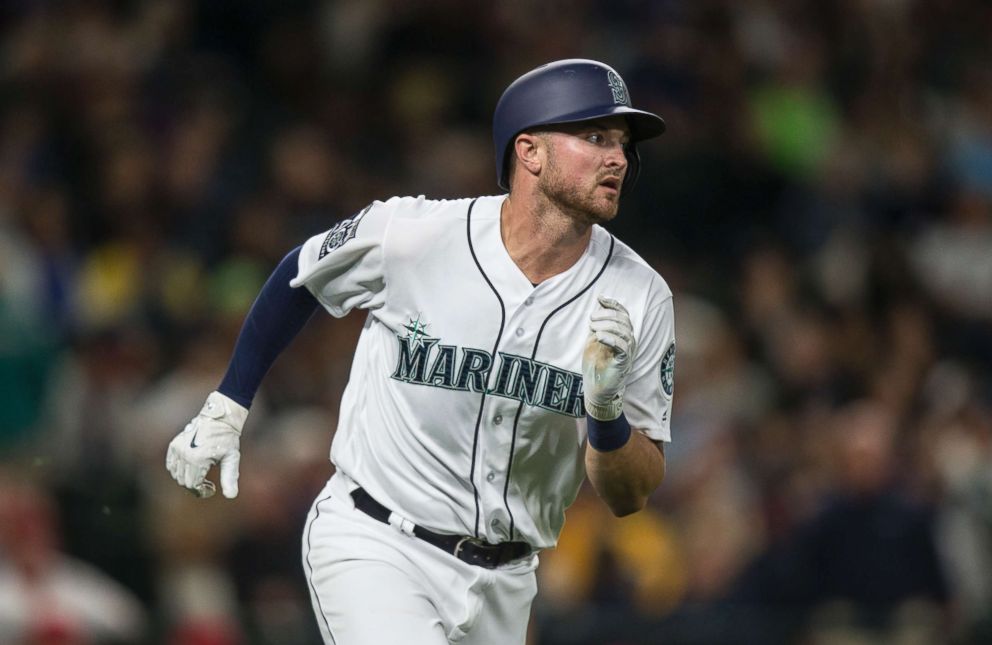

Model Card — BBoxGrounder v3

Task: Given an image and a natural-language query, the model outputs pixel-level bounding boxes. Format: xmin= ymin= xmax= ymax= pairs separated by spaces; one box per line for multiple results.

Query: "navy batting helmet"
xmin=493 ymin=59 xmax=665 ymax=191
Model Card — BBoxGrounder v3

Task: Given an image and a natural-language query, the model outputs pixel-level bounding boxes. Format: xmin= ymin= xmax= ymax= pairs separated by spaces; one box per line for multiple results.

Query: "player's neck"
xmin=500 ymin=194 xmax=593 ymax=285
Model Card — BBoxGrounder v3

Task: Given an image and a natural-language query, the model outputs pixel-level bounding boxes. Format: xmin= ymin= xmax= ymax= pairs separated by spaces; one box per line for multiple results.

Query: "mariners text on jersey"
xmin=391 ymin=332 xmax=586 ymax=417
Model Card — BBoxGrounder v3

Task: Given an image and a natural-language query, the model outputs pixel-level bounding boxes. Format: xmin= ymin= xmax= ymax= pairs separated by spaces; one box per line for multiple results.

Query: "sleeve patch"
xmin=318 ymin=204 xmax=372 ymax=259
xmin=660 ymin=341 xmax=675 ymax=397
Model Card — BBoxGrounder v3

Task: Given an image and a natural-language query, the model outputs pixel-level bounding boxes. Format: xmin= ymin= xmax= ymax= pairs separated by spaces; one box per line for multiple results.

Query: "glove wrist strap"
xmin=203 ymin=391 xmax=249 ymax=434
xmin=586 ymin=411 xmax=632 ymax=452
xmin=585 ymin=394 xmax=624 ymax=422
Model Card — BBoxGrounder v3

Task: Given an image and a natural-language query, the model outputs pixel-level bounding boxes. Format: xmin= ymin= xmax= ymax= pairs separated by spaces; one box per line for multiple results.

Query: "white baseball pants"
xmin=301 ymin=473 xmax=539 ymax=644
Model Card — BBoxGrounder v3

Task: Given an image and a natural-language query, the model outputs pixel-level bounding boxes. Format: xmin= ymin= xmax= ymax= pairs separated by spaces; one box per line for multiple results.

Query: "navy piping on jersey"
xmin=465 ymin=197 xmax=504 ymax=539
xmin=304 ymin=493 xmax=337 ymax=644
xmin=503 ymin=235 xmax=616 ymax=539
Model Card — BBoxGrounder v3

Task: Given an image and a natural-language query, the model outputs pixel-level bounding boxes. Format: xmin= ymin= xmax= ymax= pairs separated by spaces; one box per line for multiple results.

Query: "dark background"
xmin=1 ymin=1 xmax=990 ymax=643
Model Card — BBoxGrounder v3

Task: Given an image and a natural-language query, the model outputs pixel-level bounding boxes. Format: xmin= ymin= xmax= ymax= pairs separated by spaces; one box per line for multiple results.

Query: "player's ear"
xmin=513 ymin=132 xmax=543 ymax=178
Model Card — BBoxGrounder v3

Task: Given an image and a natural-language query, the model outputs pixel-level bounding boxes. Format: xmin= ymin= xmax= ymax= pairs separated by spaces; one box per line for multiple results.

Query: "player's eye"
xmin=586 ymin=133 xmax=604 ymax=144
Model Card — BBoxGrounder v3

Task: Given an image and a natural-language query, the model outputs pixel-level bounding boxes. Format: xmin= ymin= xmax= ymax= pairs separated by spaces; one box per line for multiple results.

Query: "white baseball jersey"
xmin=291 ymin=194 xmax=675 ymax=549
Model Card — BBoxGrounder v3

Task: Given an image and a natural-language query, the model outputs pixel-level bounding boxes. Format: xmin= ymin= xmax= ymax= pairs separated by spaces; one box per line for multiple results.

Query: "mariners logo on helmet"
xmin=607 ymin=70 xmax=628 ymax=105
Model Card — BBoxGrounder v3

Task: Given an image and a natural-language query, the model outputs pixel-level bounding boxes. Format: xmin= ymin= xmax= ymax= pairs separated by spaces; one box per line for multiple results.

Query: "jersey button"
xmin=494 ymin=414 xmax=503 ymax=425
xmin=524 ymin=297 xmax=534 ymax=306
xmin=515 ymin=327 xmax=524 ymax=337
xmin=486 ymin=471 xmax=496 ymax=482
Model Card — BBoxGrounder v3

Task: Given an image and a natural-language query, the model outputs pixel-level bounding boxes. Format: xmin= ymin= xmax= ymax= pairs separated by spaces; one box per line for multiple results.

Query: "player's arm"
xmin=166 ymin=201 xmax=391 ymax=498
xmin=581 ymin=296 xmax=667 ymax=516
xmin=165 ymin=246 xmax=319 ymax=498
xmin=585 ymin=426 xmax=665 ymax=517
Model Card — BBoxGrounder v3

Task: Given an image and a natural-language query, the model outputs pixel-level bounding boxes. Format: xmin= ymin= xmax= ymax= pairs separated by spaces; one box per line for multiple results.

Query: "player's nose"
xmin=604 ymin=142 xmax=628 ymax=172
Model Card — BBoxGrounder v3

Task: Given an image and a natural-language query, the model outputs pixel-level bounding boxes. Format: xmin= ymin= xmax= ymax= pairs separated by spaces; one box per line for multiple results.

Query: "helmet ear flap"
xmin=622 ymin=143 xmax=641 ymax=193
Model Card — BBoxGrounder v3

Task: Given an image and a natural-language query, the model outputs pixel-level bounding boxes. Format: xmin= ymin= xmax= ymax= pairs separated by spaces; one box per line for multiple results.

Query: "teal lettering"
xmin=456 ymin=349 xmax=493 ymax=392
xmin=427 ymin=345 xmax=457 ymax=388
xmin=392 ymin=334 xmax=583 ymax=416
xmin=491 ymin=352 xmax=520 ymax=396
xmin=391 ymin=337 xmax=438 ymax=383
xmin=564 ymin=373 xmax=585 ymax=417
xmin=539 ymin=366 xmax=571 ymax=413
xmin=511 ymin=359 xmax=545 ymax=405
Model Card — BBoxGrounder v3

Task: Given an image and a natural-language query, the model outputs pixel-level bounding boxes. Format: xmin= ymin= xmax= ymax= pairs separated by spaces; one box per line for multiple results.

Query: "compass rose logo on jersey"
xmin=402 ymin=314 xmax=434 ymax=345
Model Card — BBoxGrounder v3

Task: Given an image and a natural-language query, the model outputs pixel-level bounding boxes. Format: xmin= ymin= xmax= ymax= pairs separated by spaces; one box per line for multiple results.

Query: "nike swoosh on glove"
xmin=583 ymin=296 xmax=636 ymax=421
xmin=166 ymin=391 xmax=248 ymax=499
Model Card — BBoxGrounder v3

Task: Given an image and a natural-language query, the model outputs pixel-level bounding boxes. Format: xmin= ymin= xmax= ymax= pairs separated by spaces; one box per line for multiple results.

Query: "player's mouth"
xmin=598 ymin=177 xmax=621 ymax=194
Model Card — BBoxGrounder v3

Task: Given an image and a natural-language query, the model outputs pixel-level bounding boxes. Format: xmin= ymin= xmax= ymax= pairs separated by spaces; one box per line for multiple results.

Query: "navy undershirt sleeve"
xmin=218 ymin=246 xmax=319 ymax=408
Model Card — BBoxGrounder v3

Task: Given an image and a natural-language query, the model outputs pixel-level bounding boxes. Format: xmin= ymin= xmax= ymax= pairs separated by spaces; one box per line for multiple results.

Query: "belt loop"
xmin=388 ymin=511 xmax=417 ymax=537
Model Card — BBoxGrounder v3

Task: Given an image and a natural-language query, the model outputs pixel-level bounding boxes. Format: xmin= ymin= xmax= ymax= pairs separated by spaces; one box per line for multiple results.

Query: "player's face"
xmin=537 ymin=117 xmax=630 ymax=224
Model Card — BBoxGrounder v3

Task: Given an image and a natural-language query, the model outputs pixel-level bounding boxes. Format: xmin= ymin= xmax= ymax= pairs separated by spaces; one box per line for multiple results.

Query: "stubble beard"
xmin=538 ymin=153 xmax=620 ymax=227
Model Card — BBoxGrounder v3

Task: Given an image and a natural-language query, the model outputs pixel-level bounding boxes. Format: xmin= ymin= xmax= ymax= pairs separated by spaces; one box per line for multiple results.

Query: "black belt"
xmin=350 ymin=487 xmax=532 ymax=569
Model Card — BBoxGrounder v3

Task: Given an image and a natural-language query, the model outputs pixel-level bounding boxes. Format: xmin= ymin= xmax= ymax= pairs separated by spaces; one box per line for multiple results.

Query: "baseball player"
xmin=166 ymin=59 xmax=675 ymax=644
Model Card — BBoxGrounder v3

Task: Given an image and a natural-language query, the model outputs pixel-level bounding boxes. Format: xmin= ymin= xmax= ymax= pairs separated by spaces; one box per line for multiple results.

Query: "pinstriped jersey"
xmin=291 ymin=194 xmax=675 ymax=549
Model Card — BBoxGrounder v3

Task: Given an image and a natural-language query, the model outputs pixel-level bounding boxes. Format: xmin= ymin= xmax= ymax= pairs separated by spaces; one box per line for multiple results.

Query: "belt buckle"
xmin=453 ymin=536 xmax=486 ymax=560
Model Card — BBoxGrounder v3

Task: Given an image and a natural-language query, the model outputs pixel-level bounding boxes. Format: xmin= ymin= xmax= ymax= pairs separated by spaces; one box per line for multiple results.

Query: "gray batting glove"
xmin=583 ymin=296 xmax=636 ymax=421
xmin=166 ymin=391 xmax=248 ymax=499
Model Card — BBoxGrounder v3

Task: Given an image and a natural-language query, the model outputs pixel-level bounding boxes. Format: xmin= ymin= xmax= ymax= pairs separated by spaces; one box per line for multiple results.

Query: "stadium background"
xmin=1 ymin=1 xmax=990 ymax=643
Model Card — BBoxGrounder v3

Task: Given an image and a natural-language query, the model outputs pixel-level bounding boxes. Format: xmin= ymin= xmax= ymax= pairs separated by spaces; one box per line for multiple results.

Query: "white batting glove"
xmin=165 ymin=391 xmax=248 ymax=499
xmin=583 ymin=296 xmax=636 ymax=421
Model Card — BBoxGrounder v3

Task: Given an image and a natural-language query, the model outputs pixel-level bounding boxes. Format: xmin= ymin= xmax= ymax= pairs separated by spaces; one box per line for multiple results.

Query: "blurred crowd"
xmin=1 ymin=0 xmax=991 ymax=644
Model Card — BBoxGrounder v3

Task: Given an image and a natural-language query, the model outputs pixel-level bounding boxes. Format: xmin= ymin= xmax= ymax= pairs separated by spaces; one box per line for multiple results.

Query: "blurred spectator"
xmin=911 ymin=189 xmax=992 ymax=321
xmin=225 ymin=408 xmax=333 ymax=645
xmin=0 ymin=477 xmax=146 ymax=644
xmin=926 ymin=362 xmax=992 ymax=643
xmin=733 ymin=400 xmax=951 ymax=642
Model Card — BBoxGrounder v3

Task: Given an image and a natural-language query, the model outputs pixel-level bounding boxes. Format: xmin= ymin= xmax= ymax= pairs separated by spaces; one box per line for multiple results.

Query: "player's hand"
xmin=165 ymin=391 xmax=248 ymax=499
xmin=583 ymin=296 xmax=636 ymax=421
